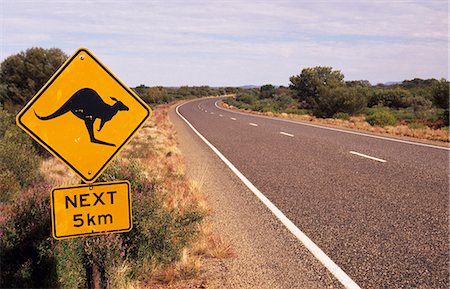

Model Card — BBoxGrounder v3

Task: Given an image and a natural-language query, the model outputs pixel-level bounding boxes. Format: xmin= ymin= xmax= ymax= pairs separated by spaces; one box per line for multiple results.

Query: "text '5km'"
xmin=51 ymin=181 xmax=132 ymax=240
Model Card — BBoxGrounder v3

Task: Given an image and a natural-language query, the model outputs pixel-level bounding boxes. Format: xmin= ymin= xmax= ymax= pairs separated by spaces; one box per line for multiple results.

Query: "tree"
xmin=289 ymin=66 xmax=345 ymax=108
xmin=432 ymin=78 xmax=449 ymax=109
xmin=0 ymin=47 xmax=68 ymax=108
xmin=259 ymin=84 xmax=275 ymax=99
xmin=314 ymin=87 xmax=368 ymax=118
xmin=346 ymin=80 xmax=371 ymax=87
xmin=368 ymin=88 xmax=412 ymax=108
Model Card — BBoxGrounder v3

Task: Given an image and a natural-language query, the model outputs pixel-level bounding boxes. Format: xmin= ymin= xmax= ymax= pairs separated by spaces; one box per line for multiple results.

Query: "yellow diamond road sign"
xmin=51 ymin=181 xmax=132 ymax=240
xmin=16 ymin=48 xmax=151 ymax=183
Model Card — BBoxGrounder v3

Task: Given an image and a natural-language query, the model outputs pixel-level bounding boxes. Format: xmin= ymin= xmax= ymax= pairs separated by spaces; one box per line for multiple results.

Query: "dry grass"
xmin=135 ymin=105 xmax=233 ymax=287
xmin=108 ymin=262 xmax=141 ymax=289
xmin=38 ymin=104 xmax=233 ymax=287
xmin=223 ymin=103 xmax=450 ymax=142
xmin=40 ymin=157 xmax=80 ymax=186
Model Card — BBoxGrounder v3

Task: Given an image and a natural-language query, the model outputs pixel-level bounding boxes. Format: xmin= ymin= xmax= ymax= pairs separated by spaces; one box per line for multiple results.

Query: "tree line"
xmin=1 ymin=48 xmax=448 ymax=129
xmin=226 ymin=66 xmax=449 ymax=128
xmin=0 ymin=47 xmax=232 ymax=111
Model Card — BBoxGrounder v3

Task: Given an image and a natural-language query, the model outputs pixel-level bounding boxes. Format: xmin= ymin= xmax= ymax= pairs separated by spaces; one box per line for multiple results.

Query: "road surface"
xmin=174 ymin=98 xmax=449 ymax=288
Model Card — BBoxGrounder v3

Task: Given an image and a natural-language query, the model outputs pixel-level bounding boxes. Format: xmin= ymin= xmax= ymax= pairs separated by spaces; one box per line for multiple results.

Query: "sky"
xmin=1 ymin=0 xmax=448 ymax=87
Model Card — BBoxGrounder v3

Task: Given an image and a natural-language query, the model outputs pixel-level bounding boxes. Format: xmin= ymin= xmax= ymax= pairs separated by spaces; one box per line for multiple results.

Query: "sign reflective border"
xmin=16 ymin=48 xmax=151 ymax=183
xmin=51 ymin=181 xmax=132 ymax=240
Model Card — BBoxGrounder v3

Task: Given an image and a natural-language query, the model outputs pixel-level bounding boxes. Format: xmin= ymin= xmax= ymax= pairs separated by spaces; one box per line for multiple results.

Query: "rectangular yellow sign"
xmin=51 ymin=181 xmax=132 ymax=240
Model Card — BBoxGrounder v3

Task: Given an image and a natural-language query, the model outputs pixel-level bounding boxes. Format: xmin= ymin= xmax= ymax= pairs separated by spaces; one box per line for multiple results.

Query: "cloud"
xmin=1 ymin=0 xmax=447 ymax=86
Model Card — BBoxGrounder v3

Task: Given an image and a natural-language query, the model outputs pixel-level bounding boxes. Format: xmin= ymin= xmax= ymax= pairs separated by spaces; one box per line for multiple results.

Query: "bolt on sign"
xmin=16 ymin=48 xmax=151 ymax=183
xmin=51 ymin=181 xmax=132 ymax=239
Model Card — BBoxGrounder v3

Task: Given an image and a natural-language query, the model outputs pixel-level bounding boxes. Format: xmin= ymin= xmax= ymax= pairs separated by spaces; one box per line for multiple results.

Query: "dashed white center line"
xmin=280 ymin=132 xmax=294 ymax=137
xmin=205 ymin=110 xmax=208 ymax=112
xmin=211 ymin=112 xmax=214 ymax=114
xmin=350 ymin=151 xmax=386 ymax=163
xmin=219 ymin=114 xmax=223 ymax=117
xmin=249 ymin=123 xmax=258 ymax=127
xmin=231 ymin=117 xmax=237 ymax=120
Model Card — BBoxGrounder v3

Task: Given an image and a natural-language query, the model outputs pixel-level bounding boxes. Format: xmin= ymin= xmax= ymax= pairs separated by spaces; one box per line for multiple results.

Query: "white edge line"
xmin=350 ymin=151 xmax=386 ymax=163
xmin=176 ymin=102 xmax=361 ymax=289
xmin=280 ymin=131 xmax=294 ymax=137
xmin=214 ymin=100 xmax=450 ymax=151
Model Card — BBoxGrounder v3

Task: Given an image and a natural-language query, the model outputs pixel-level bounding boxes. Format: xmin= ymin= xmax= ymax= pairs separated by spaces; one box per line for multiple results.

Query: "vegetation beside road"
xmin=0 ymin=47 xmax=232 ymax=288
xmin=0 ymin=104 xmax=231 ymax=288
xmin=224 ymin=66 xmax=449 ymax=142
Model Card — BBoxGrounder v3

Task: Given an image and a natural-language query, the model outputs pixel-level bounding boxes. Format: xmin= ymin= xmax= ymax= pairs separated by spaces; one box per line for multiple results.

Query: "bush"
xmin=236 ymin=93 xmax=258 ymax=105
xmin=410 ymin=96 xmax=432 ymax=112
xmin=0 ymin=107 xmax=42 ymax=201
xmin=253 ymin=99 xmax=278 ymax=112
xmin=408 ymin=122 xmax=427 ymax=129
xmin=333 ymin=112 xmax=350 ymax=120
xmin=314 ymin=87 xmax=367 ymax=118
xmin=0 ymin=169 xmax=20 ymax=202
xmin=0 ymin=106 xmax=15 ymax=137
xmin=392 ymin=109 xmax=415 ymax=124
xmin=54 ymin=239 xmax=86 ymax=289
xmin=0 ymin=184 xmax=57 ymax=288
xmin=366 ymin=109 xmax=397 ymax=127
xmin=275 ymin=94 xmax=296 ymax=110
xmin=284 ymin=108 xmax=310 ymax=115
xmin=432 ymin=79 xmax=449 ymax=109
xmin=0 ymin=126 xmax=42 ymax=188
xmin=368 ymin=88 xmax=412 ymax=108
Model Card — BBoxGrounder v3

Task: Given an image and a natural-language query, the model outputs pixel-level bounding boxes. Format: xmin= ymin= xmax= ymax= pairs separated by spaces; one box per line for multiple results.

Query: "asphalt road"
xmin=175 ymin=98 xmax=449 ymax=288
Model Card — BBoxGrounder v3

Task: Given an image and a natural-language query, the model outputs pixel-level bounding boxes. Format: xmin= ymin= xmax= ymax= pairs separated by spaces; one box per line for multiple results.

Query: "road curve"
xmin=175 ymin=97 xmax=449 ymax=288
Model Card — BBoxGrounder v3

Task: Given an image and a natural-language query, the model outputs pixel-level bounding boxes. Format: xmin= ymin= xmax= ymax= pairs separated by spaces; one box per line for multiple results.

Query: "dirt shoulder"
xmin=169 ymin=102 xmax=343 ymax=288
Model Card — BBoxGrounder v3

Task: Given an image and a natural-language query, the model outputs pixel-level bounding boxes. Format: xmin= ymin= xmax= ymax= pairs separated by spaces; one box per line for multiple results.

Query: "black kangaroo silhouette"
xmin=34 ymin=88 xmax=129 ymax=147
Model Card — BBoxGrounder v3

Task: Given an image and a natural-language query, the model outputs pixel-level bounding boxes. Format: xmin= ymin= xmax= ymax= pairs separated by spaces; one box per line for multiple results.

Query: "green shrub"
xmin=236 ymin=93 xmax=258 ymax=105
xmin=84 ymin=156 xmax=204 ymax=283
xmin=408 ymin=122 xmax=427 ymax=129
xmin=332 ymin=112 xmax=350 ymax=120
xmin=253 ymin=99 xmax=278 ymax=112
xmin=125 ymin=194 xmax=203 ymax=269
xmin=368 ymin=88 xmax=412 ymax=108
xmin=0 ymin=169 xmax=20 ymax=202
xmin=284 ymin=108 xmax=310 ymax=115
xmin=0 ymin=106 xmax=15 ymax=138
xmin=54 ymin=239 xmax=86 ymax=289
xmin=432 ymin=78 xmax=449 ymax=109
xmin=275 ymin=94 xmax=296 ymax=110
xmin=314 ymin=87 xmax=367 ymax=118
xmin=366 ymin=109 xmax=397 ymax=127
xmin=0 ymin=184 xmax=57 ymax=288
xmin=441 ymin=109 xmax=449 ymax=126
xmin=0 ymin=126 xmax=42 ymax=188
xmin=409 ymin=96 xmax=432 ymax=112
xmin=392 ymin=109 xmax=415 ymax=124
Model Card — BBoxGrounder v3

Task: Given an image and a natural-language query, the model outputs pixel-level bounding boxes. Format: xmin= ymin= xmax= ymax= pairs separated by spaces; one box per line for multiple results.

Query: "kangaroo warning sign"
xmin=51 ymin=181 xmax=132 ymax=240
xmin=16 ymin=48 xmax=151 ymax=183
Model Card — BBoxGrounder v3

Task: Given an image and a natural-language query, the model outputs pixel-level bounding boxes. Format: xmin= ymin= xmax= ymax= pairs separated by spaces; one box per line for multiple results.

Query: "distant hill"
xmin=384 ymin=81 xmax=402 ymax=86
xmin=239 ymin=85 xmax=260 ymax=89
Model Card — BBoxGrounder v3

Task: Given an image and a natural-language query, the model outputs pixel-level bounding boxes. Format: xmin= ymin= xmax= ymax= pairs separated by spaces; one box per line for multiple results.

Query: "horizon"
xmin=1 ymin=0 xmax=448 ymax=87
